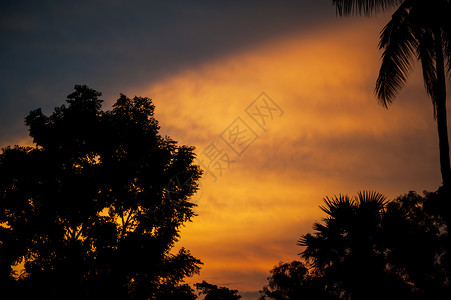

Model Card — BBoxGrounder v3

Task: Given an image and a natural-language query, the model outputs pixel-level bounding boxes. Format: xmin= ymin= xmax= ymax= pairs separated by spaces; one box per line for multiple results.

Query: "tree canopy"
xmin=260 ymin=189 xmax=450 ymax=300
xmin=259 ymin=261 xmax=333 ymax=300
xmin=0 ymin=85 xmax=203 ymax=299
xmin=195 ymin=280 xmax=242 ymax=300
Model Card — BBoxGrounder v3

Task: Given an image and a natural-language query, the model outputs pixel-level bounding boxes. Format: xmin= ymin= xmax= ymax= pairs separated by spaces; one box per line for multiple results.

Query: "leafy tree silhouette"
xmin=332 ymin=0 xmax=451 ymax=188
xmin=382 ymin=190 xmax=449 ymax=298
xmin=195 ymin=280 xmax=241 ymax=300
xmin=0 ymin=85 xmax=202 ymax=299
xmin=259 ymin=261 xmax=334 ymax=300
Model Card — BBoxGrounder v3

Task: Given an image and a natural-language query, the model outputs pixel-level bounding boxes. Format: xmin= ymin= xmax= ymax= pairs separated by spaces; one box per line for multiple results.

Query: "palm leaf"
xmin=445 ymin=29 xmax=451 ymax=79
xmin=332 ymin=0 xmax=403 ymax=16
xmin=355 ymin=191 xmax=387 ymax=219
xmin=319 ymin=195 xmax=354 ymax=217
xmin=356 ymin=190 xmax=386 ymax=206
xmin=439 ymin=1 xmax=451 ymax=78
xmin=416 ymin=28 xmax=438 ymax=113
xmin=375 ymin=1 xmax=417 ymax=106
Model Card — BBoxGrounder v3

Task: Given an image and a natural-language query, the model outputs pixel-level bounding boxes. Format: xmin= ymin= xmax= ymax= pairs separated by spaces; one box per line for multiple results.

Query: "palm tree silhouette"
xmin=333 ymin=0 xmax=451 ymax=187
xmin=299 ymin=191 xmax=409 ymax=299
xmin=298 ymin=190 xmax=450 ymax=298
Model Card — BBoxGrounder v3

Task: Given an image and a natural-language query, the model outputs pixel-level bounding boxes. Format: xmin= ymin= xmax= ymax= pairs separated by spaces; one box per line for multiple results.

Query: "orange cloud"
xmin=138 ymin=16 xmax=446 ymax=296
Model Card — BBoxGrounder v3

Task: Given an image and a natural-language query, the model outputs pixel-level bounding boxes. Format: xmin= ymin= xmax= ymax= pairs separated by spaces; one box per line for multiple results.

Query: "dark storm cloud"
xmin=0 ymin=0 xmax=333 ymax=147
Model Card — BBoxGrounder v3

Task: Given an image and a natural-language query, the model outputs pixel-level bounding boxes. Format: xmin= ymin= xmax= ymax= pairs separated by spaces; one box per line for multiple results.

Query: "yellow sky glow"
xmin=137 ymin=17 xmax=446 ymax=295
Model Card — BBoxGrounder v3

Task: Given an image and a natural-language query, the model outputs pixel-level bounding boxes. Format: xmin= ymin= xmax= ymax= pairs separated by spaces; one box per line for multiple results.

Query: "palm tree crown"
xmin=333 ymin=0 xmax=451 ymax=187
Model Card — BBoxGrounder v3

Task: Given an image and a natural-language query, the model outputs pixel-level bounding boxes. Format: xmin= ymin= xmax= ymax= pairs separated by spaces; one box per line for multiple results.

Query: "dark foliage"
xmin=195 ymin=280 xmax=242 ymax=300
xmin=261 ymin=189 xmax=451 ymax=300
xmin=259 ymin=261 xmax=334 ymax=300
xmin=0 ymin=85 xmax=203 ymax=299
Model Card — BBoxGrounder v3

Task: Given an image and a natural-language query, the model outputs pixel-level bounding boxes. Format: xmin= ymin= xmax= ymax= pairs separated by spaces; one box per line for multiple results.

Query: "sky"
xmin=1 ymin=0 xmax=450 ymax=299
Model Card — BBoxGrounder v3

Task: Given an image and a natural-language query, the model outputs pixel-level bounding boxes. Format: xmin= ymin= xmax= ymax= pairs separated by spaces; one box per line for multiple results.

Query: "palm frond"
xmin=319 ymin=195 xmax=354 ymax=217
xmin=332 ymin=0 xmax=403 ymax=16
xmin=298 ymin=233 xmax=312 ymax=248
xmin=355 ymin=191 xmax=387 ymax=217
xmin=416 ymin=29 xmax=438 ymax=114
xmin=312 ymin=222 xmax=329 ymax=233
xmin=441 ymin=2 xmax=451 ymax=79
xmin=375 ymin=2 xmax=417 ymax=106
xmin=356 ymin=190 xmax=386 ymax=205
xmin=298 ymin=232 xmax=339 ymax=271
xmin=445 ymin=31 xmax=451 ymax=79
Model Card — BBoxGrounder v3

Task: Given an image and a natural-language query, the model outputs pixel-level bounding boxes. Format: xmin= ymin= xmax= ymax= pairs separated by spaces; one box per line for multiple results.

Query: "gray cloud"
xmin=0 ymin=0 xmax=333 ymax=147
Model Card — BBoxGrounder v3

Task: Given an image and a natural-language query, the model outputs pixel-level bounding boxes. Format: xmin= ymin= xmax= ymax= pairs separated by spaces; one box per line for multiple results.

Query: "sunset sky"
xmin=1 ymin=1 xmax=449 ymax=299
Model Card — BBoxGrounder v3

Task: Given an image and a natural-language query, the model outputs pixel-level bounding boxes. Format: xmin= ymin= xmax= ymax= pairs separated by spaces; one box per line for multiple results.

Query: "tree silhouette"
xmin=195 ymin=281 xmax=241 ymax=300
xmin=382 ymin=190 xmax=449 ymax=298
xmin=332 ymin=0 xmax=451 ymax=187
xmin=0 ymin=85 xmax=202 ymax=299
xmin=259 ymin=261 xmax=334 ymax=300
xmin=296 ymin=190 xmax=450 ymax=299
xmin=299 ymin=191 xmax=405 ymax=300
